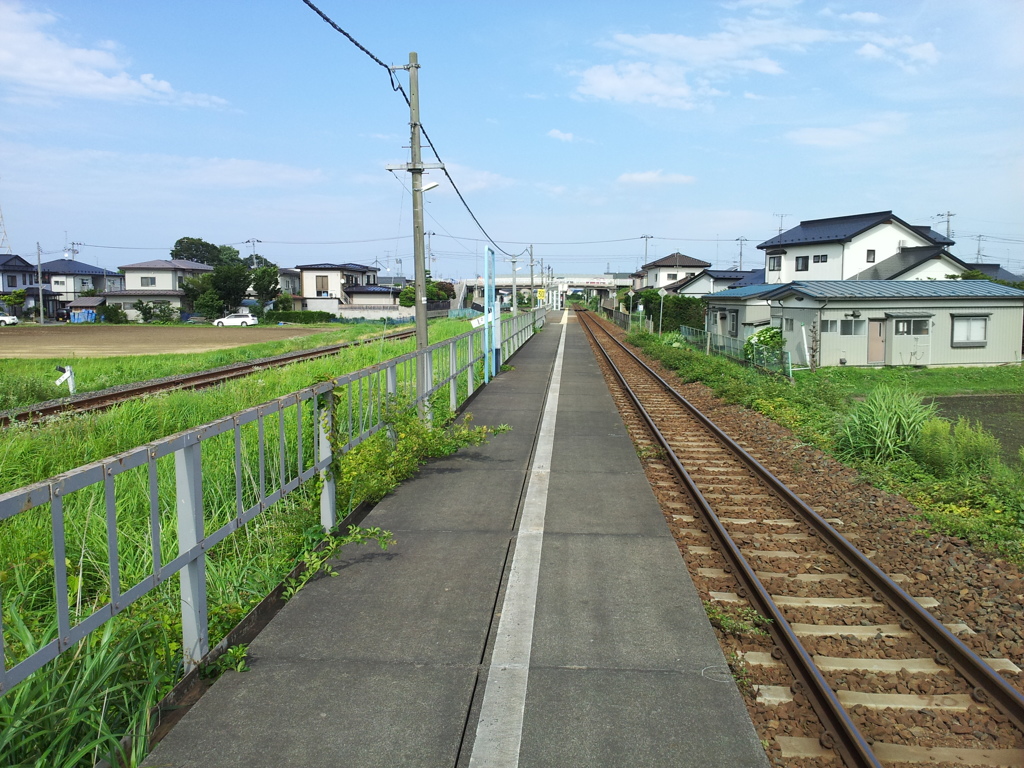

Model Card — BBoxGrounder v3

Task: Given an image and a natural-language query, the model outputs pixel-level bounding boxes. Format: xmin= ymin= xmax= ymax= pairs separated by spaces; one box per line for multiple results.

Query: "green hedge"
xmin=263 ymin=310 xmax=336 ymax=325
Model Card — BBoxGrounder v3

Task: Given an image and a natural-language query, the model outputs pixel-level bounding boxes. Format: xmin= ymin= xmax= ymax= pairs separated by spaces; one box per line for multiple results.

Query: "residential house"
xmin=757 ymin=211 xmax=957 ymax=283
xmin=1 ymin=254 xmax=35 ymax=313
xmin=103 ymin=258 xmax=213 ymax=320
xmin=667 ymin=268 xmax=763 ymax=297
xmin=634 ymin=253 xmax=711 ymax=289
xmin=40 ymin=258 xmax=124 ymax=304
xmin=278 ymin=268 xmax=301 ymax=298
xmin=295 ymin=262 xmax=382 ymax=314
xmin=707 ymin=280 xmax=1024 ymax=368
xmin=705 ymin=283 xmax=777 ymax=340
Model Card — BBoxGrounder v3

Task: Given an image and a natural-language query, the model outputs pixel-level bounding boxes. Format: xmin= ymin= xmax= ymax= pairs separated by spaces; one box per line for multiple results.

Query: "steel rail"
xmin=576 ymin=310 xmax=883 ymax=768
xmin=0 ymin=329 xmax=417 ymax=428
xmin=580 ymin=311 xmax=1024 ymax=734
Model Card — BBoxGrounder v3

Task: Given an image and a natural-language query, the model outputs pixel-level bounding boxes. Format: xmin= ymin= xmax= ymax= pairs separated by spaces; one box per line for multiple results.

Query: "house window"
xmin=951 ymin=316 xmax=987 ymax=347
xmin=840 ymin=319 xmax=867 ymax=336
xmin=177 ymin=276 xmax=185 ymax=288
xmin=821 ymin=319 xmax=838 ymax=333
xmin=367 ymin=273 xmax=377 ymax=285
xmin=316 ymin=275 xmax=329 ymax=296
xmin=895 ymin=319 xmax=929 ymax=336
xmin=5 ymin=275 xmax=15 ymax=288
xmin=141 ymin=277 xmax=156 ymax=287
xmin=795 ymin=256 xmax=809 ymax=271
xmin=22 ymin=274 xmax=29 ymax=285
xmin=666 ymin=273 xmax=677 ymax=281
xmin=812 ymin=254 xmax=828 ymax=263
xmin=345 ymin=274 xmax=357 ymax=286
xmin=53 ymin=279 xmax=65 ymax=286
xmin=866 ymin=249 xmax=876 ymax=263
xmin=768 ymin=256 xmax=781 ymax=271
xmin=784 ymin=318 xmax=794 ymax=332
xmin=728 ymin=310 xmax=739 ymax=337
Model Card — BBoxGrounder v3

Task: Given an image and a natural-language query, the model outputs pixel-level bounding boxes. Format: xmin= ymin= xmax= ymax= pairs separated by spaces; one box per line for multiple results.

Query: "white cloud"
xmin=0 ymin=1 xmax=226 ymax=107
xmin=548 ymin=129 xmax=575 ymax=142
xmin=617 ymin=170 xmax=696 ymax=185
xmin=443 ymin=162 xmax=515 ymax=193
xmin=577 ymin=62 xmax=698 ymax=109
xmin=839 ymin=12 xmax=884 ymax=24
xmin=785 ymin=114 xmax=905 ymax=148
xmin=855 ymin=34 xmax=939 ymax=72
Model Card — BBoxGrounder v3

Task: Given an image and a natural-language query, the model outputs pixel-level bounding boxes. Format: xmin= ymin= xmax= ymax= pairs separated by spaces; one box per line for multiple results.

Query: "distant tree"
xmin=171 ymin=237 xmax=221 ymax=266
xmin=182 ymin=273 xmax=215 ymax=311
xmin=211 ymin=261 xmax=252 ymax=312
xmin=251 ymin=265 xmax=280 ymax=306
xmin=276 ymin=293 xmax=294 ymax=312
xmin=132 ymin=300 xmax=155 ymax=323
xmin=217 ymin=245 xmax=243 ymax=266
xmin=100 ymin=304 xmax=129 ymax=324
xmin=5 ymin=288 xmax=26 ymax=312
xmin=194 ymin=290 xmax=225 ymax=320
xmin=247 ymin=253 xmax=276 ymax=269
xmin=151 ymin=303 xmax=178 ymax=324
xmin=80 ymin=288 xmax=99 ymax=298
xmin=434 ymin=280 xmax=455 ymax=300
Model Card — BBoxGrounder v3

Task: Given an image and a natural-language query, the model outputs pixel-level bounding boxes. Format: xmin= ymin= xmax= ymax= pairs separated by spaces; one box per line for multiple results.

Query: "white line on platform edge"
xmin=467 ymin=316 xmax=567 ymax=768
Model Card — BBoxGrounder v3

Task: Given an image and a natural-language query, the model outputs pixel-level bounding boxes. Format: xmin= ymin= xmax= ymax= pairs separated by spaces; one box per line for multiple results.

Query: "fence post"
xmin=466 ymin=332 xmax=475 ymax=397
xmin=449 ymin=340 xmax=458 ymax=412
xmin=319 ymin=389 xmax=337 ymax=531
xmin=423 ymin=349 xmax=434 ymax=423
xmin=175 ymin=438 xmax=209 ymax=672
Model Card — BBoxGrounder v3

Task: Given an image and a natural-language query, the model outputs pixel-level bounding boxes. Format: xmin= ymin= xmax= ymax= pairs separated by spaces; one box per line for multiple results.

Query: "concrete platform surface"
xmin=142 ymin=310 xmax=769 ymax=768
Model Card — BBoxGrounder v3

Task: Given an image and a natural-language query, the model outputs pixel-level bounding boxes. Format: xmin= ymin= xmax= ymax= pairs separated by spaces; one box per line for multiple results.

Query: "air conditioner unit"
xmin=328 ymin=292 xmax=337 ymax=298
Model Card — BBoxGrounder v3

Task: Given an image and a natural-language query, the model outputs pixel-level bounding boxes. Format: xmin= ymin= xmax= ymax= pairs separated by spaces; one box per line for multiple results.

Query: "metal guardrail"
xmin=677 ymin=325 xmax=792 ymax=378
xmin=0 ymin=307 xmax=548 ymax=694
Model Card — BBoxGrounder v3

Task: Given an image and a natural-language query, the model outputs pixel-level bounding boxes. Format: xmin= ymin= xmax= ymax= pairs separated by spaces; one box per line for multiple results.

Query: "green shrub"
xmin=835 ymin=386 xmax=935 ymax=463
xmin=264 ymin=310 xmax=336 ymax=325
xmin=914 ymin=416 xmax=1002 ymax=477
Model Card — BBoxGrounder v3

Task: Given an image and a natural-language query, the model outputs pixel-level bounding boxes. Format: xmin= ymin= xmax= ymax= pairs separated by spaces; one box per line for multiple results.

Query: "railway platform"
xmin=142 ymin=310 xmax=769 ymax=768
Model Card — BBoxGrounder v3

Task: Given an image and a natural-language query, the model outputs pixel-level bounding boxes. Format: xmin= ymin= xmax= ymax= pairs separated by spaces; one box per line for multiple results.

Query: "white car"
xmin=214 ymin=313 xmax=258 ymax=327
xmin=0 ymin=312 xmax=19 ymax=326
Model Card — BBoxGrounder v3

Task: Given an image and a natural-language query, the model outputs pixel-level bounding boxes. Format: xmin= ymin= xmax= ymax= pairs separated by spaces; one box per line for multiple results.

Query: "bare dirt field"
xmin=0 ymin=324 xmax=331 ymax=358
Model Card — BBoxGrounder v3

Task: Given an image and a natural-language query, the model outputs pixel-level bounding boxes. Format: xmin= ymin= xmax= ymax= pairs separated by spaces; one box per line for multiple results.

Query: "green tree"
xmin=434 ymin=280 xmax=455 ymax=299
xmin=276 ymin=293 xmax=294 ymax=311
xmin=170 ymin=237 xmax=221 ymax=266
xmin=211 ymin=261 xmax=252 ymax=313
xmin=132 ymin=300 xmax=155 ymax=323
xmin=100 ymin=303 xmax=129 ymax=324
xmin=182 ymin=273 xmax=215 ymax=312
xmin=251 ymin=265 xmax=280 ymax=306
xmin=79 ymin=288 xmax=99 ymax=298
xmin=151 ymin=303 xmax=179 ymax=324
xmin=5 ymin=288 xmax=26 ymax=313
xmin=217 ymin=245 xmax=243 ymax=266
xmin=194 ymin=289 xmax=225 ymax=319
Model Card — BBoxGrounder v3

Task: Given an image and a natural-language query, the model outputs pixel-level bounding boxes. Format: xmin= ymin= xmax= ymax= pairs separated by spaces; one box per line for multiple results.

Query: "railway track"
xmin=0 ymin=328 xmax=417 ymax=428
xmin=576 ymin=310 xmax=1024 ymax=768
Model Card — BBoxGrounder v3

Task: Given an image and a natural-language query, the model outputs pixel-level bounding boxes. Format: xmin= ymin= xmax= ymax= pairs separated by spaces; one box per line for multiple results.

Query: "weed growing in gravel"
xmin=703 ymin=601 xmax=772 ymax=638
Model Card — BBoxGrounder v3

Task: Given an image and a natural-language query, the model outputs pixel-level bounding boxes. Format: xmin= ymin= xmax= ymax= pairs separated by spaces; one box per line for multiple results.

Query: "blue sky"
xmin=0 ymin=0 xmax=1021 ymax=280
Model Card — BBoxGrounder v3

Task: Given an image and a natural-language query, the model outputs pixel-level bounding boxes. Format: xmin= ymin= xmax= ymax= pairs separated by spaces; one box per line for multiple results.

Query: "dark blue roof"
xmin=764 ymin=280 xmax=1024 ymax=300
xmin=40 ymin=258 xmax=120 ymax=276
xmin=974 ymin=264 xmax=1024 ymax=282
xmin=757 ymin=211 xmax=950 ymax=250
xmin=730 ymin=268 xmax=765 ymax=287
xmin=704 ymin=283 xmax=776 ymax=299
xmin=344 ymin=284 xmax=400 ymax=294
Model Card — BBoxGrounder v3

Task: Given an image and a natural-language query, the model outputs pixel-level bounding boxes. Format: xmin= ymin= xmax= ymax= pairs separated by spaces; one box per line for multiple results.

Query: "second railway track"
xmin=576 ymin=309 xmax=1024 ymax=768
xmin=0 ymin=328 xmax=417 ymax=428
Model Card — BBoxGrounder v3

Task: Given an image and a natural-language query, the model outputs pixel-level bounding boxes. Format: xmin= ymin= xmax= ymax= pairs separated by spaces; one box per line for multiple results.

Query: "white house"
xmin=40 ymin=258 xmax=124 ymax=304
xmin=757 ymin=211 xmax=959 ymax=283
xmin=707 ymin=280 xmax=1024 ymax=368
xmin=103 ymin=258 xmax=213 ymax=320
xmin=634 ymin=253 xmax=711 ymax=289
xmin=668 ymin=268 xmax=763 ymax=297
xmin=295 ymin=262 xmax=383 ymax=315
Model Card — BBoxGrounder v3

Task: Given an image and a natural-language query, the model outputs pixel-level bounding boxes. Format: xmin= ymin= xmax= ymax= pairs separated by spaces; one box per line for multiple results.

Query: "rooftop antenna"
xmin=0 ymin=177 xmax=12 ymax=254
xmin=773 ymin=213 xmax=790 ymax=235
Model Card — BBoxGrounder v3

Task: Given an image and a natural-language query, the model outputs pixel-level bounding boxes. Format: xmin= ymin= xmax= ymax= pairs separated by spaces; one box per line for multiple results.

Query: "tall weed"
xmin=914 ymin=417 xmax=1002 ymax=477
xmin=835 ymin=386 xmax=935 ymax=463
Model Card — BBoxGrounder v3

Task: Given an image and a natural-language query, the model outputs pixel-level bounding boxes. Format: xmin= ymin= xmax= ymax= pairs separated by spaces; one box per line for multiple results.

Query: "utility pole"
xmin=0 ymin=177 xmax=12 ymax=254
xmin=935 ymin=211 xmax=956 ymax=240
xmin=245 ymin=239 xmax=262 ymax=268
xmin=539 ymin=258 xmax=545 ymax=306
xmin=529 ymin=245 xmax=535 ymax=309
xmin=735 ymin=237 xmax=748 ymax=270
xmin=641 ymin=234 xmax=653 ymax=265
xmin=510 ymin=254 xmax=518 ymax=316
xmin=975 ymin=234 xmax=984 ymax=264
xmin=386 ymin=52 xmax=444 ymax=413
xmin=36 ymin=242 xmax=44 ymax=324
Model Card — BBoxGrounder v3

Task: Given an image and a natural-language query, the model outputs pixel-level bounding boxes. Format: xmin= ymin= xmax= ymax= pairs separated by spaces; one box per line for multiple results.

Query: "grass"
xmin=0 ymin=317 xmax=508 ymax=767
xmin=626 ymin=329 xmax=1024 ymax=565
xmin=0 ymin=320 xmax=415 ymax=412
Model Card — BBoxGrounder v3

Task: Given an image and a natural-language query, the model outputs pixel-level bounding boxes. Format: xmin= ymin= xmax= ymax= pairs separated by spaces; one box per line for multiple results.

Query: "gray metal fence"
xmin=677 ymin=325 xmax=792 ymax=378
xmin=0 ymin=307 xmax=547 ymax=693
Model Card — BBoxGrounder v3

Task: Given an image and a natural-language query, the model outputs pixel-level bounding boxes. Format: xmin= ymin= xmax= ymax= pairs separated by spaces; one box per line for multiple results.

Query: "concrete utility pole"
xmin=36 ymin=242 xmax=44 ymax=324
xmin=386 ymin=52 xmax=444 ymax=412
xmin=736 ymin=237 xmax=748 ymax=270
xmin=529 ymin=245 xmax=535 ymax=309
xmin=641 ymin=234 xmax=653 ymax=265
xmin=935 ymin=211 xmax=956 ymax=240
xmin=510 ymin=254 xmax=518 ymax=316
